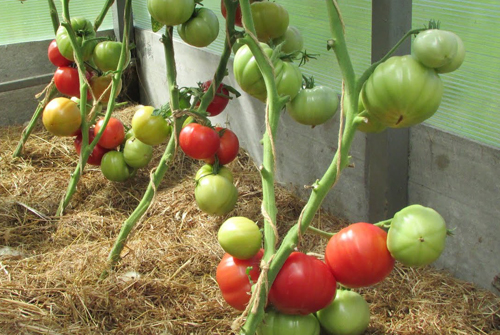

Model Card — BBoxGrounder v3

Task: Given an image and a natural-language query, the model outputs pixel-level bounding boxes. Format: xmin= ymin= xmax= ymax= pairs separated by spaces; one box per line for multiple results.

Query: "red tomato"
xmin=325 ymin=222 xmax=395 ymax=288
xmin=74 ymin=128 xmax=111 ymax=166
xmin=179 ymin=123 xmax=220 ymax=160
xmin=48 ymin=39 xmax=72 ymax=67
xmin=54 ymin=66 xmax=92 ymax=99
xmin=94 ymin=117 xmax=126 ymax=149
xmin=205 ymin=127 xmax=239 ymax=165
xmin=268 ymin=252 xmax=336 ymax=315
xmin=220 ymin=0 xmax=255 ymax=27
xmin=200 ymin=80 xmax=230 ymax=117
xmin=216 ymin=249 xmax=263 ymax=311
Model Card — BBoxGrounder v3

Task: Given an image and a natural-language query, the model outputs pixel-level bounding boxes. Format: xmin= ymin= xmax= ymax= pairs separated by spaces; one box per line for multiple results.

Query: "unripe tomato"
xmin=251 ymin=1 xmax=289 ymax=42
xmin=272 ymin=25 xmax=304 ymax=55
xmin=195 ymin=164 xmax=234 ymax=183
xmin=412 ymin=29 xmax=459 ymax=69
xmin=100 ymin=151 xmax=131 ymax=182
xmin=257 ymin=310 xmax=320 ymax=335
xmin=55 ymin=17 xmax=97 ymax=61
xmin=94 ymin=117 xmax=125 ymax=150
xmin=218 ymin=217 xmax=262 ymax=260
xmin=92 ymin=41 xmax=130 ymax=72
xmin=147 ymin=0 xmax=195 ymax=27
xmin=177 ymin=8 xmax=219 ymax=48
xmin=195 ymin=174 xmax=238 ymax=215
xmin=131 ymin=106 xmax=172 ymax=146
xmin=123 ymin=137 xmax=154 ymax=169
xmin=90 ymin=74 xmax=122 ymax=103
xmin=42 ymin=97 xmax=81 ymax=137
xmin=387 ymin=205 xmax=447 ymax=267
xmin=47 ymin=39 xmax=72 ymax=67
xmin=436 ymin=32 xmax=465 ymax=74
xmin=179 ymin=123 xmax=220 ymax=160
xmin=286 ymin=86 xmax=339 ymax=126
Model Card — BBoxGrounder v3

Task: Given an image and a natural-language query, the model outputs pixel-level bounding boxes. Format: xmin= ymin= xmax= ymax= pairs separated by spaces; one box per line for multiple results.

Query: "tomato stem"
xmin=374 ymin=219 xmax=393 ymax=229
xmin=307 ymin=225 xmax=335 ymax=238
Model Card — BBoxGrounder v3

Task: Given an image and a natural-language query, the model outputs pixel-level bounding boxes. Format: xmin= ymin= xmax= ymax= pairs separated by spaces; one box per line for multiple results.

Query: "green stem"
xmin=94 ymin=0 xmax=115 ymax=32
xmin=374 ymin=218 xmax=392 ymax=229
xmin=47 ymin=0 xmax=59 ymax=34
xmin=13 ymin=85 xmax=58 ymax=158
xmin=307 ymin=225 xmax=335 ymax=238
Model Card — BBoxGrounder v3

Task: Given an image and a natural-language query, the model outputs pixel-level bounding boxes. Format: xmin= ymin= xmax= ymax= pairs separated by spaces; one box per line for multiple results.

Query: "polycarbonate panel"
xmin=413 ymin=0 xmax=500 ymax=147
xmin=0 ymin=0 xmax=114 ymax=45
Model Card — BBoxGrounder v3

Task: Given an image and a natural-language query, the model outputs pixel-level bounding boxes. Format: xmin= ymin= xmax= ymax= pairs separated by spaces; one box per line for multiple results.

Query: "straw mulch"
xmin=0 ymin=106 xmax=499 ymax=335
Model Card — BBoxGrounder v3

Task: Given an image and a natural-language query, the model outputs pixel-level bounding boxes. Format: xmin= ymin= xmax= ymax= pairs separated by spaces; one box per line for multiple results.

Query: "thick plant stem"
xmin=47 ymin=0 xmax=59 ymax=34
xmin=13 ymin=85 xmax=57 ymax=158
xmin=94 ymin=0 xmax=115 ymax=32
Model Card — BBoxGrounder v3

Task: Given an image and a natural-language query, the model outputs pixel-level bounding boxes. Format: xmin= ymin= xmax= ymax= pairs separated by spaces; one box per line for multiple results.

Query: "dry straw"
xmin=0 ymin=106 xmax=499 ymax=334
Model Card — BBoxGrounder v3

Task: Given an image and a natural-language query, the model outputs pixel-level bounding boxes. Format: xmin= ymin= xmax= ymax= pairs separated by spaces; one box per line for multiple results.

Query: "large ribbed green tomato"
xmin=272 ymin=25 xmax=304 ymax=55
xmin=55 ymin=17 xmax=97 ymax=61
xmin=361 ymin=55 xmax=443 ymax=128
xmin=387 ymin=205 xmax=447 ymax=267
xmin=218 ymin=217 xmax=262 ymax=260
xmin=286 ymin=86 xmax=339 ymax=126
xmin=131 ymin=106 xmax=171 ymax=146
xmin=92 ymin=41 xmax=130 ymax=72
xmin=233 ymin=43 xmax=302 ymax=102
xmin=147 ymin=0 xmax=195 ymax=27
xmin=316 ymin=290 xmax=370 ymax=335
xmin=177 ymin=8 xmax=219 ymax=48
xmin=412 ymin=29 xmax=459 ymax=69
xmin=257 ymin=310 xmax=320 ymax=335
xmin=251 ymin=1 xmax=289 ymax=42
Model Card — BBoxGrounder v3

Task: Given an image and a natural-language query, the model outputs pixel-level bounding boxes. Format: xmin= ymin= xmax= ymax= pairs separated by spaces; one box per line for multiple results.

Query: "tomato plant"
xmin=257 ymin=310 xmax=320 ymax=335
xmin=268 ymin=252 xmax=336 ymax=315
xmin=205 ymin=127 xmax=239 ymax=165
xmin=412 ymin=29 xmax=460 ymax=69
xmin=74 ymin=128 xmax=110 ymax=166
xmin=286 ymin=86 xmax=339 ymax=126
xmin=199 ymin=80 xmax=230 ymax=117
xmin=100 ymin=151 xmax=132 ymax=182
xmin=123 ymin=137 xmax=154 ymax=168
xmin=316 ymin=290 xmax=370 ymax=335
xmin=218 ymin=216 xmax=262 ymax=260
xmin=54 ymin=66 xmax=92 ymax=99
xmin=55 ymin=17 xmax=97 ymax=61
xmin=272 ymin=25 xmax=303 ymax=55
xmin=42 ymin=97 xmax=81 ymax=137
xmin=361 ymin=55 xmax=443 ymax=128
xmin=147 ymin=0 xmax=195 ymax=27
xmin=92 ymin=41 xmax=130 ymax=72
xmin=387 ymin=205 xmax=447 ymax=267
xmin=178 ymin=8 xmax=219 ymax=48
xmin=216 ymin=249 xmax=263 ymax=311
xmin=90 ymin=74 xmax=122 ymax=103
xmin=94 ymin=117 xmax=125 ymax=149
xmin=325 ymin=222 xmax=395 ymax=288
xmin=195 ymin=173 xmax=238 ymax=215
xmin=179 ymin=123 xmax=220 ymax=160
xmin=48 ymin=39 xmax=72 ymax=67
xmin=131 ymin=106 xmax=172 ymax=146
xmin=251 ymin=1 xmax=289 ymax=42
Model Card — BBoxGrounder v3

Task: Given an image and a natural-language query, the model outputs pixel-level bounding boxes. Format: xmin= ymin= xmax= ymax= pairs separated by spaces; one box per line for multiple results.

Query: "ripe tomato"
xmin=55 ymin=17 xmax=97 ymax=61
xmin=90 ymin=74 xmax=123 ymax=103
xmin=48 ymin=39 xmax=72 ymax=67
xmin=316 ymin=290 xmax=370 ymax=335
xmin=94 ymin=117 xmax=125 ymax=149
xmin=272 ymin=25 xmax=304 ymax=55
xmin=195 ymin=174 xmax=238 ymax=215
xmin=412 ymin=29 xmax=460 ymax=69
xmin=387 ymin=205 xmax=447 ymax=267
xmin=147 ymin=0 xmax=195 ymax=27
xmin=200 ymin=80 xmax=230 ymax=117
xmin=251 ymin=1 xmax=289 ymax=42
xmin=286 ymin=86 xmax=339 ymax=126
xmin=177 ymin=8 xmax=219 ymax=48
xmin=205 ymin=127 xmax=239 ymax=165
xmin=216 ymin=249 xmax=263 ymax=311
xmin=54 ymin=66 xmax=92 ymax=99
xmin=361 ymin=55 xmax=443 ymax=128
xmin=123 ymin=137 xmax=154 ymax=169
xmin=257 ymin=310 xmax=320 ymax=335
xmin=42 ymin=97 xmax=81 ymax=137
xmin=131 ymin=106 xmax=172 ymax=146
xmin=195 ymin=163 xmax=234 ymax=183
xmin=74 ymin=128 xmax=110 ymax=166
xmin=325 ymin=222 xmax=395 ymax=288
xmin=218 ymin=217 xmax=262 ymax=260
xmin=100 ymin=151 xmax=132 ymax=182
xmin=268 ymin=252 xmax=336 ymax=315
xmin=220 ymin=0 xmax=255 ymax=27
xmin=233 ymin=43 xmax=302 ymax=102
xmin=179 ymin=123 xmax=220 ymax=160
xmin=92 ymin=41 xmax=130 ymax=72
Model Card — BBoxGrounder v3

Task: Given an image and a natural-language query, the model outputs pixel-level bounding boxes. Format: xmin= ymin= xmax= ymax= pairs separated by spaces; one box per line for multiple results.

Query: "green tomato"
xmin=123 ymin=137 xmax=153 ymax=169
xmin=55 ymin=17 xmax=97 ymax=61
xmin=195 ymin=164 xmax=234 ymax=183
xmin=286 ymin=86 xmax=339 ymax=126
xmin=412 ymin=29 xmax=458 ymax=69
xmin=251 ymin=1 xmax=289 ymax=42
xmin=218 ymin=217 xmax=262 ymax=260
xmin=387 ymin=205 xmax=447 ymax=267
xmin=100 ymin=151 xmax=131 ymax=182
xmin=436 ymin=32 xmax=465 ymax=74
xmin=147 ymin=0 xmax=195 ymax=27
xmin=361 ymin=55 xmax=443 ymax=128
xmin=177 ymin=8 xmax=219 ymax=48
xmin=195 ymin=174 xmax=238 ymax=216
xmin=233 ymin=43 xmax=302 ymax=102
xmin=273 ymin=25 xmax=304 ymax=55
xmin=92 ymin=41 xmax=130 ymax=72
xmin=256 ymin=310 xmax=320 ymax=335
xmin=316 ymin=290 xmax=370 ymax=335
xmin=131 ymin=106 xmax=172 ymax=146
